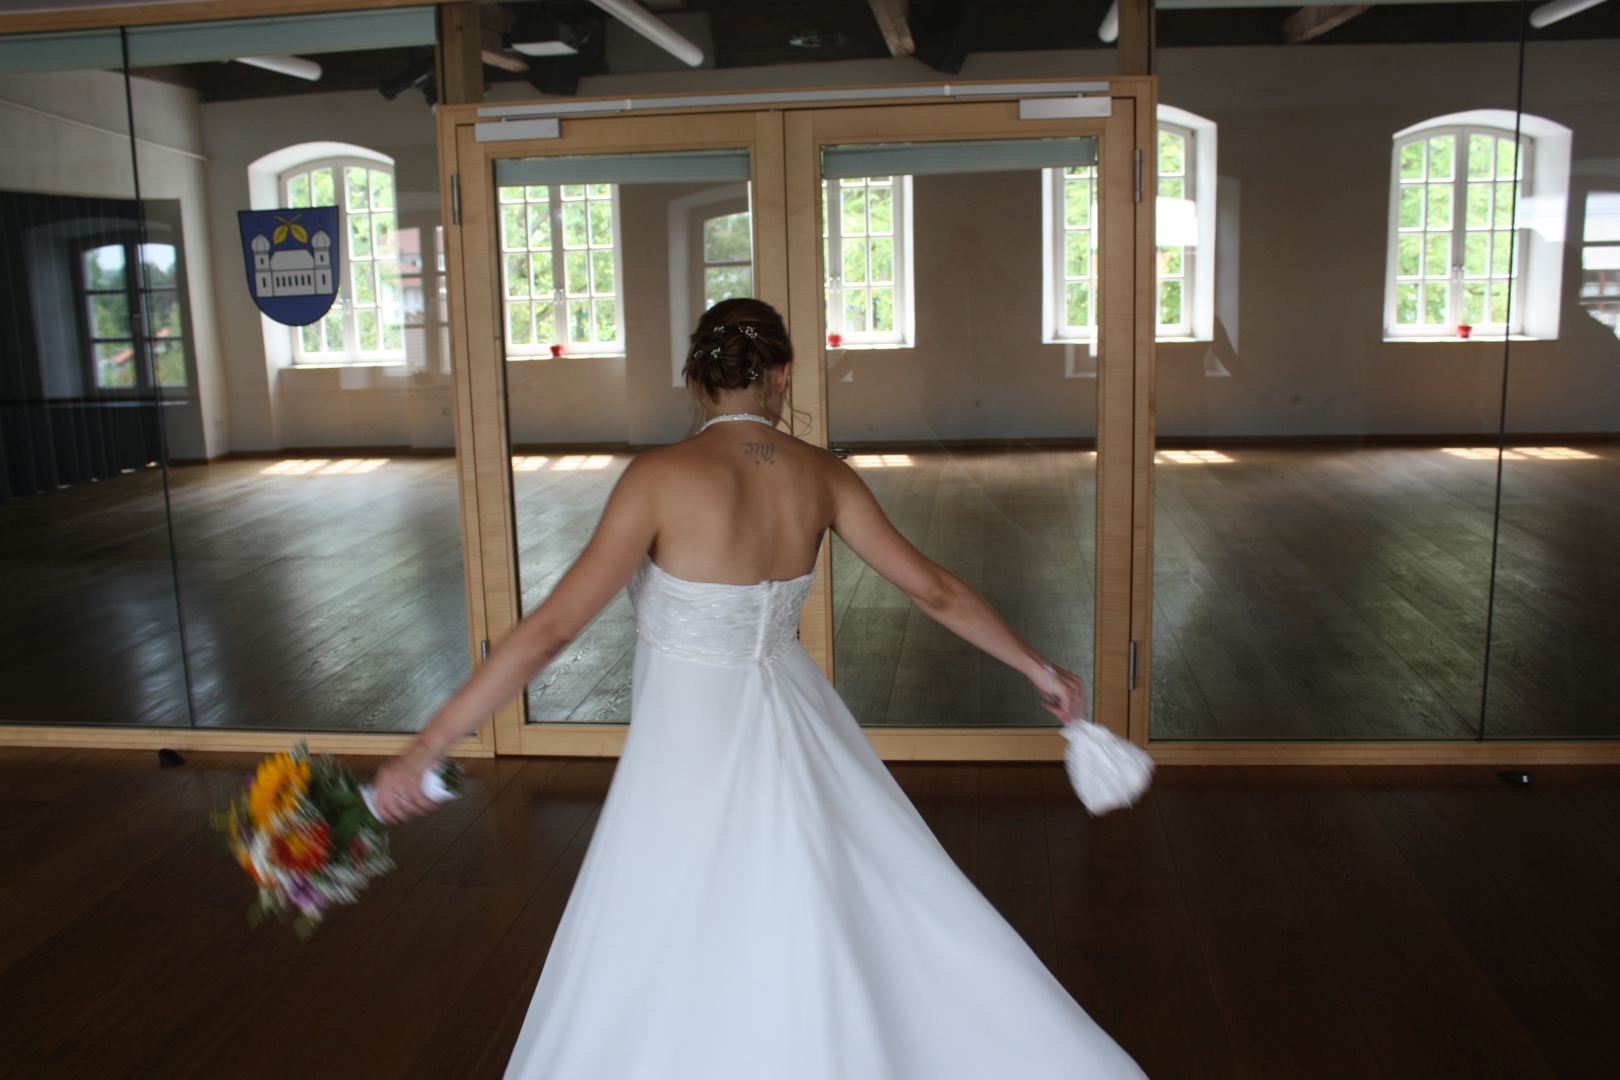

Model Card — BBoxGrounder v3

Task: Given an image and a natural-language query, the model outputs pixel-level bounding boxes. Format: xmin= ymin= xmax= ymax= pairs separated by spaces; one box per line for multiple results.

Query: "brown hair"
xmin=681 ymin=298 xmax=793 ymax=402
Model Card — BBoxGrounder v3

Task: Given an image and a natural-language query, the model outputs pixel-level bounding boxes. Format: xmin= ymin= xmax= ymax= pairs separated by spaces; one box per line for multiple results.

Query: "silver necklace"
xmin=698 ymin=412 xmax=775 ymax=434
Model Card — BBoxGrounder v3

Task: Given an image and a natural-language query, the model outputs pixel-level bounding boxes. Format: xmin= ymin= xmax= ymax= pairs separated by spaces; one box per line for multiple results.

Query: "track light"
xmin=235 ymin=55 xmax=322 ymax=81
xmin=1098 ymin=0 xmax=1119 ymax=43
xmin=1529 ymin=0 xmax=1612 ymax=27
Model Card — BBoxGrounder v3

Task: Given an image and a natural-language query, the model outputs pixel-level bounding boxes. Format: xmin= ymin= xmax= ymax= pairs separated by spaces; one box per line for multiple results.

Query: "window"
xmin=703 ymin=211 xmax=753 ymax=308
xmin=80 ymin=240 xmax=188 ymax=390
xmin=1045 ymin=163 xmax=1099 ymax=343
xmin=1579 ymin=191 xmax=1620 ymax=338
xmin=498 ymin=182 xmax=624 ymax=358
xmin=1387 ymin=127 xmax=1528 ymax=336
xmin=823 ymin=175 xmax=913 ymax=348
xmin=1385 ymin=111 xmax=1572 ymax=341
xmin=281 ymin=158 xmax=404 ymax=363
xmin=1043 ymin=106 xmax=1217 ymax=344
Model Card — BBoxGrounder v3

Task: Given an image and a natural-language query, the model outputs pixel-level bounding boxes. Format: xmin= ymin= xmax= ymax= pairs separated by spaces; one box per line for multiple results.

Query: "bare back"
xmin=639 ymin=418 xmax=836 ymax=584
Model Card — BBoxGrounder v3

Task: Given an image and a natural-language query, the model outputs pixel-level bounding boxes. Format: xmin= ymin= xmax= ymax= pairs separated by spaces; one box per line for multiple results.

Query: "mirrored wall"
xmin=496 ymin=149 xmax=755 ymax=725
xmin=1149 ymin=19 xmax=1620 ymax=741
xmin=820 ymin=138 xmax=1102 ymax=727
xmin=0 ymin=8 xmax=469 ymax=732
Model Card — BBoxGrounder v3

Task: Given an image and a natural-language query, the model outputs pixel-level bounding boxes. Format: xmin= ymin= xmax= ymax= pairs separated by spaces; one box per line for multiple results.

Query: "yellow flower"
xmin=247 ymin=751 xmax=311 ymax=830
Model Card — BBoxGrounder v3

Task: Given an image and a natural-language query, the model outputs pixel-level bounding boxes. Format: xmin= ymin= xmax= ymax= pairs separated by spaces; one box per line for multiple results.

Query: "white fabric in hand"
xmin=360 ymin=767 xmax=456 ymax=819
xmin=1063 ymin=721 xmax=1155 ymax=815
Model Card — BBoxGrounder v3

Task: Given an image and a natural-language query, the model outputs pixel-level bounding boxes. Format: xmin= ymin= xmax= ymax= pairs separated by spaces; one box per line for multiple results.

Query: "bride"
xmin=373 ymin=298 xmax=1146 ymax=1079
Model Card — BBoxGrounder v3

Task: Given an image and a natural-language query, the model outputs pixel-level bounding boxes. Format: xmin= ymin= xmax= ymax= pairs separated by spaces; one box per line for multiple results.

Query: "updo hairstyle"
xmin=682 ymin=298 xmax=793 ymax=403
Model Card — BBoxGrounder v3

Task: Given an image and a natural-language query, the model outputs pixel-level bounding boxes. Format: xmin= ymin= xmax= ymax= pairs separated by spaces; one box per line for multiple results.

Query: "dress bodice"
xmin=628 ymin=557 xmax=814 ymax=666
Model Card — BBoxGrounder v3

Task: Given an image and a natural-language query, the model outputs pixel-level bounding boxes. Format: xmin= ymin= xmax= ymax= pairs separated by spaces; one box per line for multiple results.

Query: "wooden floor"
xmin=2 ymin=444 xmax=1612 ymax=739
xmin=0 ymin=457 xmax=470 ymax=732
xmin=2 ymin=747 xmax=1617 ymax=1078
xmin=1152 ymin=442 xmax=1619 ymax=740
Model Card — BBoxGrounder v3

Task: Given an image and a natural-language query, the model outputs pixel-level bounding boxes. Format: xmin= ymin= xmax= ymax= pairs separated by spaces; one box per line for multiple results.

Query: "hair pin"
xmin=741 ymin=325 xmax=758 ymax=340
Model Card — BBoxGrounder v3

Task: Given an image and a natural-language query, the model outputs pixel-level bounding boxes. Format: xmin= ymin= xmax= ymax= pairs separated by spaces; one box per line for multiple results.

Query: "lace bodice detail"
xmin=628 ymin=557 xmax=814 ymax=666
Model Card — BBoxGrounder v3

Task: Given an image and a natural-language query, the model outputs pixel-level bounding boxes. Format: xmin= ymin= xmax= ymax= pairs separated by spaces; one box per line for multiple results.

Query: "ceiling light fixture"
xmin=512 ymin=39 xmax=579 ymax=56
xmin=235 ymin=55 xmax=322 ymax=81
xmin=1529 ymin=0 xmax=1612 ymax=27
xmin=789 ymin=30 xmax=849 ymax=48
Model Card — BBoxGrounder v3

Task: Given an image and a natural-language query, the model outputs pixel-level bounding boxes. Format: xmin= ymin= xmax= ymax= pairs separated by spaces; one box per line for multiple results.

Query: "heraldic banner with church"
xmin=238 ymin=207 xmax=341 ymax=326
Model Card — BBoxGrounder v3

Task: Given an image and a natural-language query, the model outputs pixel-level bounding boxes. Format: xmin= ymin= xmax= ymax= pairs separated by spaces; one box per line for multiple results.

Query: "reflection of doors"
xmin=440 ymin=82 xmax=1156 ymax=758
xmin=443 ymin=110 xmax=788 ymax=755
xmin=783 ymin=90 xmax=1153 ymax=755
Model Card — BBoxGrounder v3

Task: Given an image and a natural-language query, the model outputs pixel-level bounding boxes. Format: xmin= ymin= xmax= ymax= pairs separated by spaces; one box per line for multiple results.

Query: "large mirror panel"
xmin=130 ymin=9 xmax=471 ymax=732
xmin=497 ymin=150 xmax=755 ymax=724
xmin=1148 ymin=45 xmax=1524 ymax=740
xmin=1484 ymin=33 xmax=1620 ymax=739
xmin=0 ymin=48 xmax=193 ymax=728
xmin=821 ymin=138 xmax=1101 ymax=727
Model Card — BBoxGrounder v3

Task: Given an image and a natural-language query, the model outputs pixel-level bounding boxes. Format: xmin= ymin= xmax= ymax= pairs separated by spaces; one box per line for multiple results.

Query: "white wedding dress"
xmin=503 ymin=556 xmax=1147 ymax=1079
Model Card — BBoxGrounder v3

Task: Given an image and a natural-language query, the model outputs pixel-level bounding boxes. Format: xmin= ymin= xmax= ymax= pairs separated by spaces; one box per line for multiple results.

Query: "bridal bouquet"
xmin=213 ymin=743 xmax=460 ymax=938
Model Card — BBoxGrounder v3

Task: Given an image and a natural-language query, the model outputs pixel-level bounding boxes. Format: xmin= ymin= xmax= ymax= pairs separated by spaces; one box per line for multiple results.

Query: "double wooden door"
xmin=437 ymin=80 xmax=1157 ymax=759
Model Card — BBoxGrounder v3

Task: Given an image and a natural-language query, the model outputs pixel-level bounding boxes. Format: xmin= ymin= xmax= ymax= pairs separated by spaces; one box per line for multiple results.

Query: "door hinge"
xmin=479 ymin=638 xmax=489 ymax=663
xmin=451 ymin=173 xmax=461 ymax=225
xmin=1128 ymin=640 xmax=1139 ymax=690
xmin=1133 ymin=148 xmax=1143 ymax=203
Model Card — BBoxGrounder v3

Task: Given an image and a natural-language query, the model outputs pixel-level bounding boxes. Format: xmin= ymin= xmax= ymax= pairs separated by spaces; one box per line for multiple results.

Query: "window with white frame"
xmin=281 ymin=158 xmax=404 ymax=363
xmin=1043 ymin=106 xmax=1217 ymax=344
xmin=1045 ymin=162 xmax=1099 ymax=342
xmin=498 ymin=182 xmax=623 ymax=357
xmin=1385 ymin=111 xmax=1570 ymax=341
xmin=1579 ymin=191 xmax=1620 ymax=338
xmin=1387 ymin=126 xmax=1529 ymax=336
xmin=703 ymin=211 xmax=753 ymax=307
xmin=823 ymin=175 xmax=913 ymax=348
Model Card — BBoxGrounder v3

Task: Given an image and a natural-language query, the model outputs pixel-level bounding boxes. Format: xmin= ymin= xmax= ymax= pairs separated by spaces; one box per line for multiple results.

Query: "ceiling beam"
xmin=1282 ymin=5 xmax=1371 ymax=43
xmin=867 ymin=0 xmax=917 ymax=58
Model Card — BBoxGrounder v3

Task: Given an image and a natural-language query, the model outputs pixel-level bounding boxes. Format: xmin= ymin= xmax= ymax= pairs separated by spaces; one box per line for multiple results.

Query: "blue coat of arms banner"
xmin=237 ymin=207 xmax=341 ymax=326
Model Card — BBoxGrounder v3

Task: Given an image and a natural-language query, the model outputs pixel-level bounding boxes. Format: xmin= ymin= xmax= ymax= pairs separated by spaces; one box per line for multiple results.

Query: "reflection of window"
xmin=499 ymin=182 xmax=623 ymax=358
xmin=1386 ymin=126 xmax=1529 ymax=336
xmin=1156 ymin=125 xmax=1192 ymax=337
xmin=80 ymin=240 xmax=188 ymax=390
xmin=1044 ymin=164 xmax=1099 ymax=343
xmin=281 ymin=158 xmax=403 ymax=363
xmin=703 ymin=212 xmax=753 ymax=307
xmin=1043 ymin=108 xmax=1216 ymax=344
xmin=823 ymin=175 xmax=913 ymax=348
xmin=1579 ymin=191 xmax=1620 ymax=338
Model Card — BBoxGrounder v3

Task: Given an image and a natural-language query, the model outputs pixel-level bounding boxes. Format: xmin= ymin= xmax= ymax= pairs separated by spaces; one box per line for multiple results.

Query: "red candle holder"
xmin=550 ymin=343 xmax=564 ymax=358
xmin=827 ymin=333 xmax=844 ymax=349
xmin=1456 ymin=324 xmax=1472 ymax=340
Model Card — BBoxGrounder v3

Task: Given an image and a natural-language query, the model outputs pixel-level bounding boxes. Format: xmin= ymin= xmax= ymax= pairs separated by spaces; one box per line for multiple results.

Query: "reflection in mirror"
xmin=822 ymin=138 xmax=1099 ymax=727
xmin=123 ymin=8 xmax=468 ymax=732
xmin=1485 ymin=38 xmax=1620 ymax=739
xmin=1148 ymin=49 xmax=1531 ymax=740
xmin=496 ymin=150 xmax=754 ymax=723
xmin=0 ymin=55 xmax=192 ymax=726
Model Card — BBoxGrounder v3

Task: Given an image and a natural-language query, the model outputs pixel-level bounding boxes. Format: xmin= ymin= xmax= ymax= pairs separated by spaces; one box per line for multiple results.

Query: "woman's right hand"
xmin=1034 ymin=663 xmax=1089 ymax=725
xmin=370 ymin=747 xmax=439 ymax=824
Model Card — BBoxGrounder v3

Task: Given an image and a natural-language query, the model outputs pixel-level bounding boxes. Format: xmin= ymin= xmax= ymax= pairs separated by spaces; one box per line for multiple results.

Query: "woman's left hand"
xmin=371 ymin=749 xmax=439 ymax=824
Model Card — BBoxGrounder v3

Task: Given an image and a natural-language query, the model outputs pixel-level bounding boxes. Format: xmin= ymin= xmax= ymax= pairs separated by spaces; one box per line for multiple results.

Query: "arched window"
xmin=1385 ymin=110 xmax=1571 ymax=340
xmin=278 ymin=155 xmax=403 ymax=363
xmin=1043 ymin=105 xmax=1217 ymax=344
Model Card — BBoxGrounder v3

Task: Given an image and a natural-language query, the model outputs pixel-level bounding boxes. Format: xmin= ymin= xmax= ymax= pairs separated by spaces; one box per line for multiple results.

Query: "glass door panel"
xmin=452 ymin=110 xmax=783 ymax=752
xmin=791 ymin=98 xmax=1141 ymax=738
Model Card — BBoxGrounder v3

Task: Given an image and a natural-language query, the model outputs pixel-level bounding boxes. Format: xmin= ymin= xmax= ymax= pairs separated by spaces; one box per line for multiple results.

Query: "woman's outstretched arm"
xmin=826 ymin=458 xmax=1088 ymax=724
xmin=371 ymin=460 xmax=659 ymax=821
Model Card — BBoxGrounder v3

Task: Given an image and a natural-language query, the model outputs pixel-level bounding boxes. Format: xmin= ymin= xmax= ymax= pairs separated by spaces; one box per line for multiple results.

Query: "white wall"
xmin=195 ymin=88 xmax=454 ymax=453
xmin=0 ymin=68 xmax=224 ymax=459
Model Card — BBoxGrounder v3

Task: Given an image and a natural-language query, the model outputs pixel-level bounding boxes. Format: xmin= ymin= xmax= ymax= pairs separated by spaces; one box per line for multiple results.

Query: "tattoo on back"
xmin=742 ymin=441 xmax=776 ymax=465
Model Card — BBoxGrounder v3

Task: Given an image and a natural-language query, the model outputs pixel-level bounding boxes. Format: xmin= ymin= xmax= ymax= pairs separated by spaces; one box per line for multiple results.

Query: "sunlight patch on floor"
xmin=1157 ymin=450 xmax=1234 ymax=464
xmin=851 ymin=454 xmax=914 ymax=468
xmin=1442 ymin=446 xmax=1599 ymax=461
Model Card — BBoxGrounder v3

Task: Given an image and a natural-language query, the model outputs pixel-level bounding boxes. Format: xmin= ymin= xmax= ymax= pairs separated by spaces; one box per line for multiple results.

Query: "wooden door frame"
xmin=441 ymin=107 xmax=788 ymax=756
xmin=435 ymin=78 xmax=1154 ymax=761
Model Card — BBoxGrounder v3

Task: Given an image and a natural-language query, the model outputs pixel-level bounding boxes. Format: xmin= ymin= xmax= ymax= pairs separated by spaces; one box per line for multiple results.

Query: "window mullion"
xmin=550 ymin=186 xmax=567 ymax=346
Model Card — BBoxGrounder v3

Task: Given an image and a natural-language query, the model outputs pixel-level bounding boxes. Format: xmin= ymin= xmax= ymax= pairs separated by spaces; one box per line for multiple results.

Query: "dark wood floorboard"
xmin=0 ymin=753 xmax=1616 ymax=1077
xmin=1 ymin=444 xmax=1612 ymax=738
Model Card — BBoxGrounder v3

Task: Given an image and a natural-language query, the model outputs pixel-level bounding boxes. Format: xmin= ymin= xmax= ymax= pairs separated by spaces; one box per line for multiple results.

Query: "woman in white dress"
xmin=373 ymin=298 xmax=1146 ymax=1079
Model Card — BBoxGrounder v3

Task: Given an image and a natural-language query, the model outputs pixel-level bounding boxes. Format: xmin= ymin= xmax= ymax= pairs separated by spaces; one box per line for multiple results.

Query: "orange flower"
xmin=247 ymin=751 xmax=311 ymax=830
